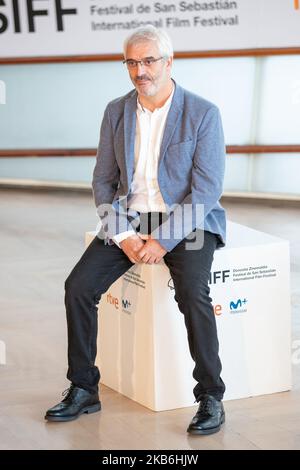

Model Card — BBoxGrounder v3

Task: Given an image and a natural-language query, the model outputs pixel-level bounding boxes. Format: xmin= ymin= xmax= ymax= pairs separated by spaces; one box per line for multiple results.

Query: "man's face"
xmin=124 ymin=40 xmax=172 ymax=97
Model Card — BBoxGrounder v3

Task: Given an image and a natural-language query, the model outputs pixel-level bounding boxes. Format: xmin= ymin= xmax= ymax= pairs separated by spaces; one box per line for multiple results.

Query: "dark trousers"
xmin=64 ymin=213 xmax=225 ymax=402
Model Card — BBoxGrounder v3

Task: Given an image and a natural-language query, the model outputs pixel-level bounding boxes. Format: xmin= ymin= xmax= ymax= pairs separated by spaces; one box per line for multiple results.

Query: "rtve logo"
xmin=294 ymin=0 xmax=299 ymax=10
xmin=106 ymin=293 xmax=131 ymax=312
xmin=0 ymin=0 xmax=77 ymax=34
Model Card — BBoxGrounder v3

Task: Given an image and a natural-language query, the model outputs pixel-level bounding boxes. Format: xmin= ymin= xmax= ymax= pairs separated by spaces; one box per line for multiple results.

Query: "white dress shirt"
xmin=113 ymin=85 xmax=174 ymax=246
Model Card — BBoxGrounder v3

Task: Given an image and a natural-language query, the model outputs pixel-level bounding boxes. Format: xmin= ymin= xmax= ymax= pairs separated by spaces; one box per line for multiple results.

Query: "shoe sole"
xmin=187 ymin=414 xmax=225 ymax=436
xmin=45 ymin=402 xmax=101 ymax=422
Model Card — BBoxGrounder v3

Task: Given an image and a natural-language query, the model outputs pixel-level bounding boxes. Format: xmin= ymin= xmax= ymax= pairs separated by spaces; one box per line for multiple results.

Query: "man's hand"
xmin=119 ymin=234 xmax=145 ymax=264
xmin=137 ymin=238 xmax=167 ymax=264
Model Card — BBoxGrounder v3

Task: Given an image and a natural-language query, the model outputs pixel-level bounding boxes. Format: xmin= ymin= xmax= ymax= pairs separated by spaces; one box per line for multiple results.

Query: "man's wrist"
xmin=113 ymin=230 xmax=136 ymax=247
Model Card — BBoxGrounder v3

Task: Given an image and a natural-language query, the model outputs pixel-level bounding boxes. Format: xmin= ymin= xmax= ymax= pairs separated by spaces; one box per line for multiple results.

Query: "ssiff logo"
xmin=209 ymin=270 xmax=230 ymax=284
xmin=168 ymin=270 xmax=230 ymax=290
xmin=0 ymin=0 xmax=77 ymax=33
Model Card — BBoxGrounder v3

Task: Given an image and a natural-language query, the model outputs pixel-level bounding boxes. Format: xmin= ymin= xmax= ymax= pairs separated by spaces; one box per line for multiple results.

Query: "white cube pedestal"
xmin=85 ymin=222 xmax=291 ymax=411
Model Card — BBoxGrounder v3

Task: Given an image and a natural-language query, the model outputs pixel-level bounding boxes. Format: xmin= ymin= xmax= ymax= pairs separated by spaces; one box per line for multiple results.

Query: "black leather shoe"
xmin=45 ymin=384 xmax=101 ymax=422
xmin=187 ymin=394 xmax=225 ymax=435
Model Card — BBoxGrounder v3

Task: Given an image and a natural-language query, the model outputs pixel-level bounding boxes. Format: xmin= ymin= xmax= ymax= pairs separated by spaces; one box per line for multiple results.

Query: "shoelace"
xmin=62 ymin=384 xmax=75 ymax=400
xmin=196 ymin=398 xmax=213 ymax=417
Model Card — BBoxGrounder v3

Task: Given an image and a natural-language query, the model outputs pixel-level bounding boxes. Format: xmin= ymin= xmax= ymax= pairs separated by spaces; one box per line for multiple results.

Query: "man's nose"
xmin=136 ymin=61 xmax=146 ymax=73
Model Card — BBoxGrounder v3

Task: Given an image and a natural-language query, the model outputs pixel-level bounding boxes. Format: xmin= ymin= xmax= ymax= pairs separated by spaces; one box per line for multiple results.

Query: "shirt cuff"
xmin=112 ymin=230 xmax=136 ymax=248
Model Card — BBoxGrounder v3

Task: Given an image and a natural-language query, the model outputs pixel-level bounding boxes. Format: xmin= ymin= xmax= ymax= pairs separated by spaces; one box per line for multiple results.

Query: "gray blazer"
xmin=92 ymin=80 xmax=226 ymax=252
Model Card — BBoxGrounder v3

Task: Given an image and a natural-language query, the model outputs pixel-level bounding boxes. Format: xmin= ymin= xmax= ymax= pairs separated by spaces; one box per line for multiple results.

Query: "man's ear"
xmin=166 ymin=56 xmax=173 ymax=71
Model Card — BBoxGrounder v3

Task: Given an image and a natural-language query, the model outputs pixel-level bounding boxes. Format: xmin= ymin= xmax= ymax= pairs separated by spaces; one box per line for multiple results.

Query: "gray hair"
xmin=123 ymin=26 xmax=174 ymax=59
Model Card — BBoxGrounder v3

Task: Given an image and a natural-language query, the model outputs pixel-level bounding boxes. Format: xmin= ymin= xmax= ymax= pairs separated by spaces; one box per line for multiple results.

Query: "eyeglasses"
xmin=123 ymin=57 xmax=164 ymax=69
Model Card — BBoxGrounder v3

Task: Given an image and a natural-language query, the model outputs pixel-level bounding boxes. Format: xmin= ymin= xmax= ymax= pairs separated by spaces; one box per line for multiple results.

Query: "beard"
xmin=132 ymin=74 xmax=160 ymax=96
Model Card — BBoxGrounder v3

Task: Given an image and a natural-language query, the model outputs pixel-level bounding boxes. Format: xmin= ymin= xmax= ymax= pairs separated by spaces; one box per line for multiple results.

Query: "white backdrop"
xmin=0 ymin=0 xmax=300 ymax=58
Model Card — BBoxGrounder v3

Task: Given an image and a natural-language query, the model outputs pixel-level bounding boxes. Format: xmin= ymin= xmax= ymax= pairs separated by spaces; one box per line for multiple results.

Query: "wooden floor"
xmin=0 ymin=189 xmax=300 ymax=450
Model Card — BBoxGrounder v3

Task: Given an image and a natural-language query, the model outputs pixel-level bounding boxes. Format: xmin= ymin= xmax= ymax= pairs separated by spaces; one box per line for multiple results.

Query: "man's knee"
xmin=64 ymin=271 xmax=82 ymax=298
xmin=64 ymin=269 xmax=107 ymax=303
xmin=174 ymin=279 xmax=211 ymax=306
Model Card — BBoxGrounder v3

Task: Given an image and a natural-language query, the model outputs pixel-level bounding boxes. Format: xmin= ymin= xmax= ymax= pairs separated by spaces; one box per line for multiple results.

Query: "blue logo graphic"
xmin=230 ymin=298 xmax=247 ymax=310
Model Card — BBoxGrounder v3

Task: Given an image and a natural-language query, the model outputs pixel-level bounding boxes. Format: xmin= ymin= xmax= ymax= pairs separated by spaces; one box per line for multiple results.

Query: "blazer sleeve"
xmin=92 ymin=104 xmax=120 ymax=207
xmin=92 ymin=105 xmax=135 ymax=240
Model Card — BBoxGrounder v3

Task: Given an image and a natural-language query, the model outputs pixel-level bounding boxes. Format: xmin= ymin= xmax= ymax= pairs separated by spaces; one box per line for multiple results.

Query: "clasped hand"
xmin=119 ymin=234 xmax=167 ymax=264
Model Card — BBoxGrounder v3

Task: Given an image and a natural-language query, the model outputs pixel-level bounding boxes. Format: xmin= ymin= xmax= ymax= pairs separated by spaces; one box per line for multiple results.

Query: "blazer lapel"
xmin=124 ymin=90 xmax=137 ymax=191
xmin=158 ymin=82 xmax=184 ymax=169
